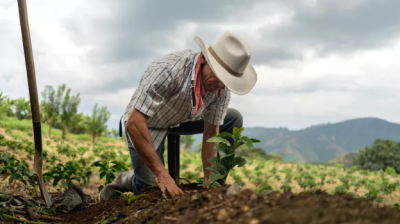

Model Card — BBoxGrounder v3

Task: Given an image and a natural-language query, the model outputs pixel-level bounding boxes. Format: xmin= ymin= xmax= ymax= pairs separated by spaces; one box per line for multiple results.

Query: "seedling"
xmin=0 ymin=152 xmax=38 ymax=188
xmin=204 ymin=127 xmax=260 ymax=186
xmin=93 ymin=159 xmax=128 ymax=193
xmin=43 ymin=161 xmax=90 ymax=189
xmin=113 ymin=190 xmax=149 ymax=205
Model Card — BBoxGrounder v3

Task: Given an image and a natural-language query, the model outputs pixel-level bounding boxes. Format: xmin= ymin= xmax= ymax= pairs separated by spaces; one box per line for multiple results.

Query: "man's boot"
xmin=99 ymin=171 xmax=134 ymax=202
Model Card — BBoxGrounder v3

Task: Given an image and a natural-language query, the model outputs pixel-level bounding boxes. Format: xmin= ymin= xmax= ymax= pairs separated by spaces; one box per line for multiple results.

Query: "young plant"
xmin=43 ymin=161 xmax=90 ymax=189
xmin=113 ymin=190 xmax=149 ymax=205
xmin=93 ymin=159 xmax=128 ymax=192
xmin=296 ymin=172 xmax=317 ymax=190
xmin=204 ymin=127 xmax=260 ymax=186
xmin=280 ymin=183 xmax=292 ymax=193
xmin=0 ymin=152 xmax=38 ymax=188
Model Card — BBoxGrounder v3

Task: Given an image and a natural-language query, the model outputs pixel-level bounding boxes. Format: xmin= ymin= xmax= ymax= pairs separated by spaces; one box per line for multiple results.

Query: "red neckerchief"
xmin=193 ymin=53 xmax=222 ymax=115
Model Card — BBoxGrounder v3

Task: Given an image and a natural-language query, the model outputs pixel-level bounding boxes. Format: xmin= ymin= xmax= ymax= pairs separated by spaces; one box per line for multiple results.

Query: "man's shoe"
xmin=99 ymin=171 xmax=134 ymax=202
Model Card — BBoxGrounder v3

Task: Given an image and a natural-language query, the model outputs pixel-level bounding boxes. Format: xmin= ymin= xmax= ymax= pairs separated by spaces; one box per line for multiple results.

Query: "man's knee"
xmin=220 ymin=108 xmax=243 ymax=134
xmin=227 ymin=108 xmax=243 ymax=128
xmin=131 ymin=168 xmax=157 ymax=193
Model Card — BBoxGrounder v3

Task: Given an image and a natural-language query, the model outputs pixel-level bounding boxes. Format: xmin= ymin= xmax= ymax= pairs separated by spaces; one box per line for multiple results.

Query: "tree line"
xmin=0 ymin=85 xmax=200 ymax=150
xmin=352 ymin=139 xmax=400 ymax=174
xmin=0 ymin=84 xmax=115 ymax=144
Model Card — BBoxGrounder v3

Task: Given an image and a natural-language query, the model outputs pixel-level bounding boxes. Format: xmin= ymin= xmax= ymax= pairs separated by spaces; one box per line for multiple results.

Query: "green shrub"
xmin=353 ymin=139 xmax=400 ymax=173
xmin=386 ymin=167 xmax=397 ymax=175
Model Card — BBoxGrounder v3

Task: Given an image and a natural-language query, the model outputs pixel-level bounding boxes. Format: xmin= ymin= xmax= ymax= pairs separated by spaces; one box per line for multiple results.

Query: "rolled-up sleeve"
xmin=203 ymin=88 xmax=231 ymax=126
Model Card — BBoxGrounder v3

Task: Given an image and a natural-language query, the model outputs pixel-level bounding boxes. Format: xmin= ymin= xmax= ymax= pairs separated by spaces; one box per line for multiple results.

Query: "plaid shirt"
xmin=123 ymin=50 xmax=231 ymax=150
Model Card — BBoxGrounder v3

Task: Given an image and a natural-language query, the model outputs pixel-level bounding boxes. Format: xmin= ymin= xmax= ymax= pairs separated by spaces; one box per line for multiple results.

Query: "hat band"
xmin=208 ymin=46 xmax=243 ymax=77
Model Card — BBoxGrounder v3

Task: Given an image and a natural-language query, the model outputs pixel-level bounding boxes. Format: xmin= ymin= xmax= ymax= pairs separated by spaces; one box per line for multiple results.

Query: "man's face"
xmin=201 ymin=56 xmax=226 ymax=93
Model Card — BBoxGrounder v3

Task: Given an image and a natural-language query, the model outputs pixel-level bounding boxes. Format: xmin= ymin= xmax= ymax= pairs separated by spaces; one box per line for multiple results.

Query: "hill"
xmin=192 ymin=117 xmax=400 ymax=163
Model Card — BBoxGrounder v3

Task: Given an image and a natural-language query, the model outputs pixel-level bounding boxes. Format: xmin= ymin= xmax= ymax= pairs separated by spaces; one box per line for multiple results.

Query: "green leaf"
xmin=233 ymin=140 xmax=245 ymax=151
xmin=233 ymin=157 xmax=247 ymax=167
xmin=241 ymin=137 xmax=254 ymax=149
xmin=111 ymin=161 xmax=128 ymax=172
xmin=53 ymin=177 xmax=61 ymax=187
xmin=93 ymin=160 xmax=106 ymax=169
xmin=113 ymin=190 xmax=126 ymax=198
xmin=128 ymin=194 xmax=149 ymax=205
xmin=209 ymin=173 xmax=226 ymax=182
xmin=220 ymin=152 xmax=234 ymax=160
xmin=99 ymin=171 xmax=106 ymax=180
xmin=205 ymin=166 xmax=217 ymax=172
xmin=250 ymin=138 xmax=260 ymax=143
xmin=128 ymin=194 xmax=135 ymax=205
xmin=205 ymin=163 xmax=226 ymax=174
xmin=98 ymin=185 xmax=104 ymax=193
xmin=217 ymin=132 xmax=232 ymax=138
xmin=220 ymin=154 xmax=235 ymax=170
xmin=207 ymin=157 xmax=219 ymax=165
xmin=232 ymin=127 xmax=244 ymax=139
xmin=218 ymin=150 xmax=227 ymax=158
xmin=206 ymin=137 xmax=231 ymax=146
xmin=214 ymin=144 xmax=231 ymax=154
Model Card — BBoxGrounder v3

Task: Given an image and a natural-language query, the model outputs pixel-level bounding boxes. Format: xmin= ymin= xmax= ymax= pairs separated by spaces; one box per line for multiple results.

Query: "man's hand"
xmin=126 ymin=108 xmax=183 ymax=197
xmin=155 ymin=170 xmax=183 ymax=197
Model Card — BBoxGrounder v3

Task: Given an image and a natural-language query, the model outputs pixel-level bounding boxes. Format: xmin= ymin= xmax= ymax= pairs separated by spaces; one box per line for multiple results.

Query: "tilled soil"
xmin=54 ymin=183 xmax=206 ymax=224
xmin=27 ymin=184 xmax=400 ymax=224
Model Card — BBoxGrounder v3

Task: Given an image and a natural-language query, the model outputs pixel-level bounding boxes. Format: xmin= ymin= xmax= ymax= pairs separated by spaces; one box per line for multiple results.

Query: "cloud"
xmin=62 ymin=0 xmax=263 ymax=63
xmin=1 ymin=0 xmax=400 ymax=132
xmin=0 ymin=0 xmax=15 ymax=8
xmin=230 ymin=40 xmax=400 ymax=129
xmin=253 ymin=0 xmax=400 ymax=64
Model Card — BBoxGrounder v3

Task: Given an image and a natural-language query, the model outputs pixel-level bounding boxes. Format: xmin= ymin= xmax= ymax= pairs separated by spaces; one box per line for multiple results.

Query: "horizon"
xmin=243 ymin=116 xmax=399 ymax=130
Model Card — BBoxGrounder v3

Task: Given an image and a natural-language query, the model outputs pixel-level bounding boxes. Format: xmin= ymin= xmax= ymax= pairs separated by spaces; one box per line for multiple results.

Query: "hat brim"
xmin=194 ymin=36 xmax=257 ymax=95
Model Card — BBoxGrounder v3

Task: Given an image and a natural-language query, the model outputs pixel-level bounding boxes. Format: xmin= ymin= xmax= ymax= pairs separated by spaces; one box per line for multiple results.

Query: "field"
xmin=2 ymin=116 xmax=400 ymax=223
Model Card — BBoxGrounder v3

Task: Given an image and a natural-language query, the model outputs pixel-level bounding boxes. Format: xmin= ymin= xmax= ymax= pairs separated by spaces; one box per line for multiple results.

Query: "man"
xmin=99 ymin=31 xmax=257 ymax=201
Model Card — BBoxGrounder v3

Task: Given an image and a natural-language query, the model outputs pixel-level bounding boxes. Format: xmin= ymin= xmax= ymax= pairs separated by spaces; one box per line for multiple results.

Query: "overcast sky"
xmin=1 ymin=0 xmax=400 ymax=131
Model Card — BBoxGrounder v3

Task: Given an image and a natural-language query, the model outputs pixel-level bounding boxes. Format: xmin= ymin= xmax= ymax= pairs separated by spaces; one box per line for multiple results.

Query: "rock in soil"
xmin=50 ymin=185 xmax=90 ymax=213
xmin=226 ymin=183 xmax=242 ymax=196
xmin=50 ymin=184 xmax=400 ymax=224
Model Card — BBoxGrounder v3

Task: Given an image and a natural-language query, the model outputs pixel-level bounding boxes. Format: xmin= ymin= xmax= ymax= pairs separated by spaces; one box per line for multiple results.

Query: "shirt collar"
xmin=190 ymin=52 xmax=201 ymax=87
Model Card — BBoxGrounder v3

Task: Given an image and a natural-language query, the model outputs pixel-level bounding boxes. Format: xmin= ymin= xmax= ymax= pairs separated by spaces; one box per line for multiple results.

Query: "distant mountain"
xmin=190 ymin=117 xmax=400 ymax=163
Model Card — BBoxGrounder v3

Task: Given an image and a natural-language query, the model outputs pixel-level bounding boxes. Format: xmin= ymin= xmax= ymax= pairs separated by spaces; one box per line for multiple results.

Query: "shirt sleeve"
xmin=127 ymin=63 xmax=176 ymax=118
xmin=202 ymin=88 xmax=231 ymax=126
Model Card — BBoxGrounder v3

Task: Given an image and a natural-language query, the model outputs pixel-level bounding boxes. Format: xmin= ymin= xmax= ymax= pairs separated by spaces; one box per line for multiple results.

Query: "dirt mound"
xmin=49 ymin=184 xmax=400 ymax=224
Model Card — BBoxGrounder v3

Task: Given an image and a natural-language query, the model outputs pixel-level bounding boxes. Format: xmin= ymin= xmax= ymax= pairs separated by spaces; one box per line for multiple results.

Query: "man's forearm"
xmin=126 ymin=118 xmax=166 ymax=176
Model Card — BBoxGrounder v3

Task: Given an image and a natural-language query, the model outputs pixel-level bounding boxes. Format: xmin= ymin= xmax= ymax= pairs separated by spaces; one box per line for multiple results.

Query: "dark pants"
xmin=127 ymin=108 xmax=243 ymax=193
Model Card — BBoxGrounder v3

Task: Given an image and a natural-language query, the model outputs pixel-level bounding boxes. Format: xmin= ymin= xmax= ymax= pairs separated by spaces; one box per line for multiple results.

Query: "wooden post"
xmin=167 ymin=134 xmax=180 ymax=184
xmin=17 ymin=0 xmax=52 ymax=207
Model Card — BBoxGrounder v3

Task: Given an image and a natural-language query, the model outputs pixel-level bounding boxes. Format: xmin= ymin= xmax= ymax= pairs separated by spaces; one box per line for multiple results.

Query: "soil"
xmin=15 ymin=183 xmax=400 ymax=224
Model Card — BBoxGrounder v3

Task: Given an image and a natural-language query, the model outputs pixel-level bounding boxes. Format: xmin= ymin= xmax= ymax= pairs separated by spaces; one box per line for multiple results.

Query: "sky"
xmin=1 ymin=0 xmax=400 ymax=132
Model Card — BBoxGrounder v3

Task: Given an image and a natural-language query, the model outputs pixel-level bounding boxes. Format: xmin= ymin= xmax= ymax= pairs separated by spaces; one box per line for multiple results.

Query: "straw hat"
xmin=194 ymin=31 xmax=257 ymax=95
